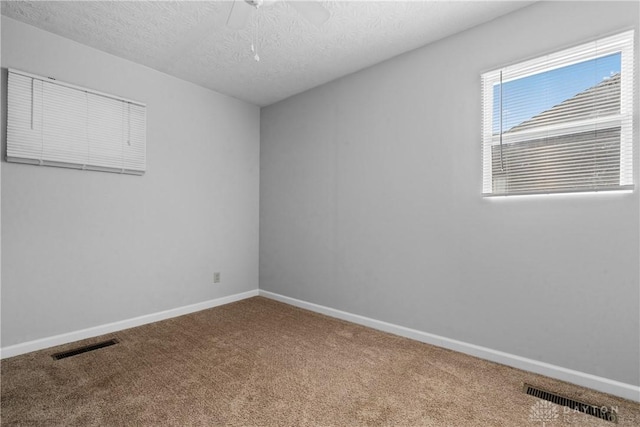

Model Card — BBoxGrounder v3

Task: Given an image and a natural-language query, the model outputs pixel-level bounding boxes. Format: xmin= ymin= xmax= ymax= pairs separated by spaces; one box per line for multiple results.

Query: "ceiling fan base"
xmin=245 ymin=0 xmax=264 ymax=9
xmin=230 ymin=0 xmax=330 ymax=30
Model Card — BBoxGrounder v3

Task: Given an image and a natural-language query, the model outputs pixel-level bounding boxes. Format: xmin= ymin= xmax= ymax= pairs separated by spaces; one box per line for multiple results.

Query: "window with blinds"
xmin=481 ymin=31 xmax=634 ymax=196
xmin=7 ymin=69 xmax=146 ymax=175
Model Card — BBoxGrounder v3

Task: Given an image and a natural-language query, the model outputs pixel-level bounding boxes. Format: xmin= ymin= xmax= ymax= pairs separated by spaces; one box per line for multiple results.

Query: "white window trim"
xmin=481 ymin=30 xmax=634 ymax=196
xmin=6 ymin=68 xmax=147 ymax=175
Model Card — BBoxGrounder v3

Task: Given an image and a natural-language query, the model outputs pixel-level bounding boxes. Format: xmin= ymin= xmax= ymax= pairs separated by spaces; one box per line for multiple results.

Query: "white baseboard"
xmin=3 ymin=288 xmax=637 ymax=402
xmin=0 ymin=289 xmax=259 ymax=359
xmin=259 ymin=290 xmax=640 ymax=403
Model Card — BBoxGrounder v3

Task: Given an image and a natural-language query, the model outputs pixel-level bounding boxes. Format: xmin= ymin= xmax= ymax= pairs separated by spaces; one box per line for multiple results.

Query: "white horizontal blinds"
xmin=6 ymin=69 xmax=146 ymax=175
xmin=87 ymin=92 xmax=126 ymax=169
xmin=124 ymin=104 xmax=146 ymax=173
xmin=618 ymin=31 xmax=635 ymax=188
xmin=481 ymin=30 xmax=634 ymax=196
xmin=42 ymin=80 xmax=88 ymax=166
xmin=7 ymin=73 xmax=43 ymax=163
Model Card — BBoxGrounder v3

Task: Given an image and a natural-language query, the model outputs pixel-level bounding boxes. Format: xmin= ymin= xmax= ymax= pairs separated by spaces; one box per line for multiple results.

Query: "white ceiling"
xmin=1 ymin=1 xmax=535 ymax=106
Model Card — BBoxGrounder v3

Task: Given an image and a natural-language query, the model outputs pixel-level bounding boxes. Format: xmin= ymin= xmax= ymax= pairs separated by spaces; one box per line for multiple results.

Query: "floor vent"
xmin=52 ymin=339 xmax=119 ymax=360
xmin=524 ymin=383 xmax=617 ymax=423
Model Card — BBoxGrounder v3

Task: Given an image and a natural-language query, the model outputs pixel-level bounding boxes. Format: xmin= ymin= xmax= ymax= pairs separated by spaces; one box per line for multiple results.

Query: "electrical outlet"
xmin=213 ymin=272 xmax=221 ymax=284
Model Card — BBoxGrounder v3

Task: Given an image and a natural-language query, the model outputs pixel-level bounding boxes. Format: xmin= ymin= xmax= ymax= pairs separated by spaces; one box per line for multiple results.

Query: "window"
xmin=7 ymin=69 xmax=146 ymax=175
xmin=481 ymin=31 xmax=634 ymax=196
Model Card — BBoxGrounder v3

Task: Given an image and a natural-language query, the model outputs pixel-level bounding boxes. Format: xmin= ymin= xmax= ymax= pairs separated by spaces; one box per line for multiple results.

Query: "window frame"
xmin=6 ymin=68 xmax=147 ymax=175
xmin=481 ymin=30 xmax=635 ymax=197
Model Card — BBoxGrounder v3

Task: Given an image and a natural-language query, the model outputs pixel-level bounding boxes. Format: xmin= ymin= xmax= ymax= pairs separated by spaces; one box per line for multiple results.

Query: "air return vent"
xmin=51 ymin=339 xmax=119 ymax=360
xmin=523 ymin=383 xmax=617 ymax=423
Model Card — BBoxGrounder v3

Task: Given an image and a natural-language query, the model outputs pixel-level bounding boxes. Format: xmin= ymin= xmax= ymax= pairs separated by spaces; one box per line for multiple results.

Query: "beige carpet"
xmin=1 ymin=297 xmax=639 ymax=426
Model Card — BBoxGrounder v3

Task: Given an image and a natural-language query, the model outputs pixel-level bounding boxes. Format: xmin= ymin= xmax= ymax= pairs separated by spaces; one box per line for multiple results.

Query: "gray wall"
xmin=260 ymin=1 xmax=640 ymax=385
xmin=1 ymin=17 xmax=260 ymax=346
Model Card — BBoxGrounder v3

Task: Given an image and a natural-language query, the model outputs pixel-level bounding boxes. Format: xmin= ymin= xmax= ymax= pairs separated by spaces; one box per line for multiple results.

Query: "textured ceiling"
xmin=1 ymin=1 xmax=535 ymax=106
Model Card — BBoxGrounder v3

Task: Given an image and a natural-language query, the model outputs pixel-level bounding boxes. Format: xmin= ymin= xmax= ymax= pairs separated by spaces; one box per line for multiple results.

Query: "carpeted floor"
xmin=1 ymin=296 xmax=639 ymax=426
